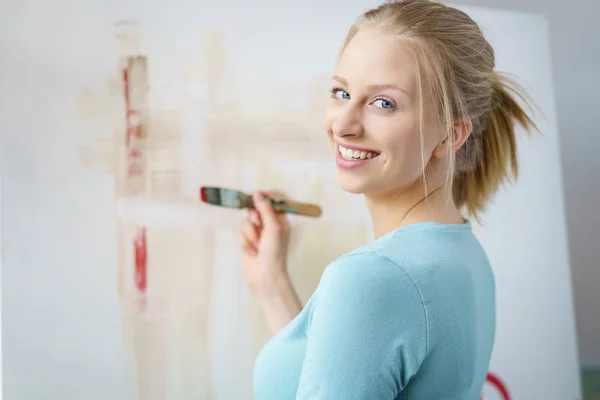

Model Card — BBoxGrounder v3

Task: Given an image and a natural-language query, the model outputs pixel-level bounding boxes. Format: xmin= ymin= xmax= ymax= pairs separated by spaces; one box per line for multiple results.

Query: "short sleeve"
xmin=296 ymin=251 xmax=428 ymax=399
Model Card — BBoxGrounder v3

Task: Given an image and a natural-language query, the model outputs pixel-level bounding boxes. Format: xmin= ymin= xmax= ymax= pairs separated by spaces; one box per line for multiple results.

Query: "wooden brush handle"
xmin=269 ymin=199 xmax=322 ymax=218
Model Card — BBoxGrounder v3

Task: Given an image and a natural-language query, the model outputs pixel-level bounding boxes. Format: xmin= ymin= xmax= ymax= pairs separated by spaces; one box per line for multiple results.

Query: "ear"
xmin=432 ymin=119 xmax=473 ymax=159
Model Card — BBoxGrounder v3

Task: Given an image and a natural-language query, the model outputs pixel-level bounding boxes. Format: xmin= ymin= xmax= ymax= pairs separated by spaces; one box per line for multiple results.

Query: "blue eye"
xmin=332 ymin=88 xmax=350 ymax=100
xmin=373 ymin=99 xmax=395 ymax=109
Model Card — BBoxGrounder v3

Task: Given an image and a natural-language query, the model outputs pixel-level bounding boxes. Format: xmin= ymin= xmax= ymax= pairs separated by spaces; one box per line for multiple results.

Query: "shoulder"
xmin=319 ymin=250 xmax=423 ymax=300
xmin=371 ymin=222 xmax=489 ymax=286
xmin=315 ymin=250 xmax=428 ymax=344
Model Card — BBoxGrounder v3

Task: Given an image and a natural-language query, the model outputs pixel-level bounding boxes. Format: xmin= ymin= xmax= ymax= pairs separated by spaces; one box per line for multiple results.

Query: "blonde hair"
xmin=342 ymin=0 xmax=537 ymax=218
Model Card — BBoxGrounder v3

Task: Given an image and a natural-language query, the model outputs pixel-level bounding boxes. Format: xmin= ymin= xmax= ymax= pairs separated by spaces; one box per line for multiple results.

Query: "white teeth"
xmin=338 ymin=145 xmax=377 ymax=160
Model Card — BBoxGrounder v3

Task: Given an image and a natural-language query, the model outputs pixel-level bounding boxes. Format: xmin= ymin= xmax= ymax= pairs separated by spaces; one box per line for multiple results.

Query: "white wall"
xmin=453 ymin=0 xmax=600 ymax=368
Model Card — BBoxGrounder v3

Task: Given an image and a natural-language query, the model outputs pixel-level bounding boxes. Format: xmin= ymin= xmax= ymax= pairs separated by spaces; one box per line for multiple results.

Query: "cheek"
xmin=385 ymin=132 xmax=428 ymax=184
xmin=386 ymin=133 xmax=422 ymax=166
xmin=367 ymin=114 xmax=421 ymax=156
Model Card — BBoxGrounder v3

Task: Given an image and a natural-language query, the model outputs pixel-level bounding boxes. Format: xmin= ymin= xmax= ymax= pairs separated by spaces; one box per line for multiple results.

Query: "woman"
xmin=238 ymin=0 xmax=536 ymax=398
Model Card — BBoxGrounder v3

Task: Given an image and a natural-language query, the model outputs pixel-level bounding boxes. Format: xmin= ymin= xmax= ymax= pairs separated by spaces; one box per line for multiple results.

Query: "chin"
xmin=335 ymin=169 xmax=369 ymax=194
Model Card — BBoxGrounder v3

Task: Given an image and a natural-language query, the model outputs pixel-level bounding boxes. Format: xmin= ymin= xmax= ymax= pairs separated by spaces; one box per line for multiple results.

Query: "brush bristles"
xmin=200 ymin=187 xmax=221 ymax=205
xmin=200 ymin=187 xmax=245 ymax=209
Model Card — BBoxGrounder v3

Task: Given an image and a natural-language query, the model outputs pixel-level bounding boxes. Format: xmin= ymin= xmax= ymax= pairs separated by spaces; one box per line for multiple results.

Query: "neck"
xmin=365 ymin=180 xmax=464 ymax=239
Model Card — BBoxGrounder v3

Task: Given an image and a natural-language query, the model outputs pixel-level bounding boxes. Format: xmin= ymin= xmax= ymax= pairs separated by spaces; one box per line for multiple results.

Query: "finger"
xmin=260 ymin=191 xmax=290 ymax=232
xmin=244 ymin=246 xmax=257 ymax=256
xmin=274 ymin=210 xmax=290 ymax=232
xmin=247 ymin=209 xmax=262 ymax=227
xmin=238 ymin=230 xmax=258 ymax=255
xmin=240 ymin=219 xmax=260 ymax=244
xmin=253 ymin=191 xmax=287 ymax=229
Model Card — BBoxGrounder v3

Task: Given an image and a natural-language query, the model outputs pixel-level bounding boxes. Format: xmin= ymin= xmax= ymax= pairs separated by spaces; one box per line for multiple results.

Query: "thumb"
xmin=252 ymin=191 xmax=279 ymax=228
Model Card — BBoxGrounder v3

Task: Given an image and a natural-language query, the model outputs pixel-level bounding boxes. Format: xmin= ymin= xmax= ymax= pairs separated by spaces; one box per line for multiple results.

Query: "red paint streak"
xmin=123 ymin=68 xmax=131 ymax=147
xmin=124 ymin=65 xmax=147 ymax=293
xmin=123 ymin=61 xmax=148 ymax=293
xmin=128 ymin=147 xmax=141 ymax=158
xmin=134 ymin=228 xmax=147 ymax=292
xmin=123 ymin=61 xmax=148 ymax=294
xmin=130 ymin=120 xmax=143 ymax=140
xmin=123 ymin=69 xmax=142 ymax=154
xmin=480 ymin=372 xmax=511 ymax=400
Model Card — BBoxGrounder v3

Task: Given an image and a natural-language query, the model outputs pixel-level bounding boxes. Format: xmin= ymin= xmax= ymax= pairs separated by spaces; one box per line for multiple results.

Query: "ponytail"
xmin=452 ymin=74 xmax=537 ymax=218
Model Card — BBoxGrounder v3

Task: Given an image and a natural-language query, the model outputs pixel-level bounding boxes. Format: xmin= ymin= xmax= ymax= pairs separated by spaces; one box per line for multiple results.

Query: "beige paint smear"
xmin=78 ymin=21 xmax=371 ymax=400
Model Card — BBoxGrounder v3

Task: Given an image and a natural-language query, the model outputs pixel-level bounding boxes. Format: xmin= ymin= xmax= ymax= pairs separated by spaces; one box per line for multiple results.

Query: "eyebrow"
xmin=332 ymin=75 xmax=411 ymax=98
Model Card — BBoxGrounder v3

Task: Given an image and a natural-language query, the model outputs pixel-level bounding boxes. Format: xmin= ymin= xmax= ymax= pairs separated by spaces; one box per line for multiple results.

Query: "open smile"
xmin=335 ymin=143 xmax=380 ymax=169
xmin=337 ymin=144 xmax=380 ymax=160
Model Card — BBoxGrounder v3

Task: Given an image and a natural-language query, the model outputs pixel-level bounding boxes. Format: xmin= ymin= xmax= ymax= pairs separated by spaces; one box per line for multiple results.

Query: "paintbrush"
xmin=199 ymin=186 xmax=322 ymax=218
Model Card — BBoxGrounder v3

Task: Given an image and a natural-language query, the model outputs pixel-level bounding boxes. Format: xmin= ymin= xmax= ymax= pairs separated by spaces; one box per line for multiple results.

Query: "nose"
xmin=331 ymin=106 xmax=364 ymax=139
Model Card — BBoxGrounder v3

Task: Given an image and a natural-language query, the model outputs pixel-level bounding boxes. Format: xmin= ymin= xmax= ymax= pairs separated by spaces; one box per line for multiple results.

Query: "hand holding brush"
xmin=237 ymin=191 xmax=302 ymax=334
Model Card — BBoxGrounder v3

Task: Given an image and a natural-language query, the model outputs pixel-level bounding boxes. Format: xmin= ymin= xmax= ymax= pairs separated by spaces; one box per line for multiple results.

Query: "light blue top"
xmin=253 ymin=221 xmax=496 ymax=400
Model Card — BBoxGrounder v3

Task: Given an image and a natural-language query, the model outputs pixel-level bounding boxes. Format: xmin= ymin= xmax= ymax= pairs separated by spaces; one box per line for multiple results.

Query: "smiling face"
xmin=325 ymin=28 xmax=447 ymax=197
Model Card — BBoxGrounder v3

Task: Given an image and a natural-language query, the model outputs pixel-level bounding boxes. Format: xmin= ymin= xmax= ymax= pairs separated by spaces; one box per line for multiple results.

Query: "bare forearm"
xmin=255 ymin=273 xmax=303 ymax=336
